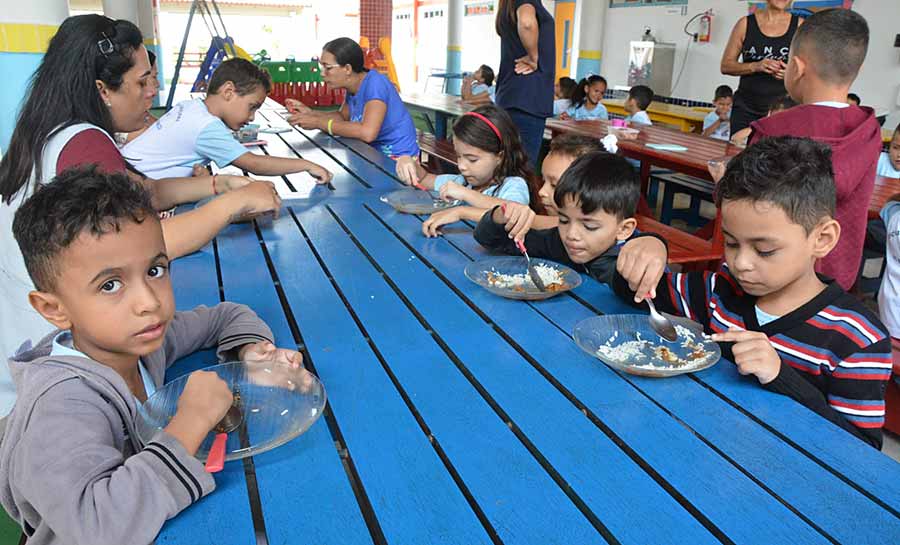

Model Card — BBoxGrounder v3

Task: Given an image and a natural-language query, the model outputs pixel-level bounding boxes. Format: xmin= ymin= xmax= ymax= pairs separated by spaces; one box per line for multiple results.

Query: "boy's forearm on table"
xmin=159 ymin=199 xmax=233 ymax=259
xmin=151 ymin=176 xmax=216 ymax=209
xmin=235 ymin=152 xmax=314 ymax=176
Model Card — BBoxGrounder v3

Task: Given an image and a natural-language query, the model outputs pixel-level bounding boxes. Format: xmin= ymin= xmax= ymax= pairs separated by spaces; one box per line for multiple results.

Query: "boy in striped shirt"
xmin=615 ymin=136 xmax=891 ymax=449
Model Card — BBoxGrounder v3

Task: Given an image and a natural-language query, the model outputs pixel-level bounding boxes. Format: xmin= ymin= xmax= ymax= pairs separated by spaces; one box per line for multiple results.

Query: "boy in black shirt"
xmin=474 ymin=151 xmax=651 ymax=284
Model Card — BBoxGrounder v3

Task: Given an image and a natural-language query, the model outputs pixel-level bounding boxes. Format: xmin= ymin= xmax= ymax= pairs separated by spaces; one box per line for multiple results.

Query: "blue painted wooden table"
xmin=157 ymin=111 xmax=900 ymax=545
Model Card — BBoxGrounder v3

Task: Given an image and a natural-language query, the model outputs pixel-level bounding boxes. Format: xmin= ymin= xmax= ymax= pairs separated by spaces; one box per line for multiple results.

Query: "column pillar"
xmin=445 ymin=0 xmax=464 ymax=95
xmin=137 ymin=0 xmax=165 ymax=106
xmin=574 ymin=0 xmax=606 ymax=80
xmin=0 ymin=0 xmax=69 ymax=150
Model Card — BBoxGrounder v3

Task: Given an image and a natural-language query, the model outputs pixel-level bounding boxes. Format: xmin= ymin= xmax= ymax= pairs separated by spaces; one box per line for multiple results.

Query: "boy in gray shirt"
xmin=0 ymin=166 xmax=302 ymax=544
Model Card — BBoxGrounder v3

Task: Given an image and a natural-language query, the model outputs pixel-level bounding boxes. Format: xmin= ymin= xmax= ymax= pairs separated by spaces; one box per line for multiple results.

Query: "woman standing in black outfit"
xmin=720 ymin=0 xmax=801 ymax=134
xmin=494 ymin=0 xmax=555 ymax=166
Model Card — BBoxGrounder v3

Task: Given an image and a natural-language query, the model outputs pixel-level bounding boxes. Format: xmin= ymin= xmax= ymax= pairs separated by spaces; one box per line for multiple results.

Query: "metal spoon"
xmin=515 ymin=239 xmax=547 ymax=292
xmin=205 ymin=391 xmax=243 ymax=473
xmin=644 ymin=295 xmax=678 ymax=342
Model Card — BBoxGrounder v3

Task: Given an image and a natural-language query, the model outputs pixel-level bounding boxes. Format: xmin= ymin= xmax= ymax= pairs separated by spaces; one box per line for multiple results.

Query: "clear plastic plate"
xmin=136 ymin=361 xmax=326 ymax=462
xmin=379 ymin=188 xmax=461 ymax=214
xmin=573 ymin=314 xmax=721 ymax=377
xmin=464 ymin=256 xmax=582 ymax=300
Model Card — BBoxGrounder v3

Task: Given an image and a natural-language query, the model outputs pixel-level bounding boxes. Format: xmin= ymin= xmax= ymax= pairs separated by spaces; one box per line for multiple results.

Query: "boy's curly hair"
xmin=13 ymin=166 xmax=156 ymax=291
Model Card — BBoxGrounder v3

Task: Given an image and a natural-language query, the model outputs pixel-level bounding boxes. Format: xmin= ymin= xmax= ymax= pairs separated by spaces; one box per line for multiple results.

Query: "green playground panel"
xmin=260 ymin=61 xmax=322 ymax=83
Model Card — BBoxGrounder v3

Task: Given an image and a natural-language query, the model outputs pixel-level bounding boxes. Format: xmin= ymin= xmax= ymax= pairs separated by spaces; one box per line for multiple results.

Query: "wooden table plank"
xmin=351 ymin=198 xmax=833 ymax=544
xmin=328 ymin=201 xmax=720 ymax=544
xmin=158 ymin=239 xmax=257 ymax=544
xmin=213 ymin=221 xmax=375 ymax=545
xmin=506 ymin=270 xmax=900 ymax=544
xmin=602 ymin=98 xmax=709 ymax=133
xmin=292 ymin=203 xmax=610 ymax=544
xmin=870 ymin=175 xmax=900 ymax=219
xmin=546 ymin=118 xmax=740 ymax=181
xmin=253 ymin=111 xmax=388 ymax=196
xmin=320 ymin=134 xmax=641 ymax=317
xmin=401 ymin=92 xmax=473 ymax=139
xmin=256 ymin=209 xmax=495 ymax=544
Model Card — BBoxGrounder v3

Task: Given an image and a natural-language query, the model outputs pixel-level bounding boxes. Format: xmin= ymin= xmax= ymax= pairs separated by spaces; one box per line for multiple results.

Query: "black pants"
xmin=507 ymin=108 xmax=547 ymax=168
xmin=730 ymin=91 xmax=770 ymax=135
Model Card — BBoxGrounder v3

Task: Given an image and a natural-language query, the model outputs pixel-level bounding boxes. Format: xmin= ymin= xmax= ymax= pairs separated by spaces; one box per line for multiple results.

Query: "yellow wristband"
xmin=327 ymin=118 xmax=334 ymax=136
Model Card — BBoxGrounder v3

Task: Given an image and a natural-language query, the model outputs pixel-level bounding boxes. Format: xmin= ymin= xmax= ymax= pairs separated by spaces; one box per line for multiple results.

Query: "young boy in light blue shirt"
xmin=877 ymin=124 xmax=900 ymax=178
xmin=124 ymin=58 xmax=332 ymax=183
xmin=703 ymin=85 xmax=733 ymax=141
xmin=624 ymin=85 xmax=653 ymax=126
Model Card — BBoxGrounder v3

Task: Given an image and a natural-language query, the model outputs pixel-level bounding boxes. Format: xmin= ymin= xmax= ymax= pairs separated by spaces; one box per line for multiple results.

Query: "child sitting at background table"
xmin=394 ymin=105 xmax=535 ymax=237
xmin=474 ymin=151 xmax=661 ymax=284
xmin=559 ymin=75 xmax=608 ymax=121
xmin=0 ymin=167 xmax=303 ymax=544
xmin=123 ymin=58 xmax=332 ymax=184
xmin=623 ymin=85 xmax=654 ymax=126
xmin=461 ymin=65 xmax=495 ymax=106
xmin=847 ymin=93 xmax=861 ymax=106
xmin=745 ymin=8 xmax=881 ymax=291
xmin=703 ymin=85 xmax=733 ymax=141
xmin=614 ymin=136 xmax=890 ymax=450
xmin=553 ymin=76 xmax=577 ymax=116
xmin=877 ymin=123 xmax=900 ymax=178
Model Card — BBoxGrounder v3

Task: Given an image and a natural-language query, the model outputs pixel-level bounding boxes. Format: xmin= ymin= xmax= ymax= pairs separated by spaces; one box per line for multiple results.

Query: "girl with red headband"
xmin=395 ymin=105 xmax=537 ymax=238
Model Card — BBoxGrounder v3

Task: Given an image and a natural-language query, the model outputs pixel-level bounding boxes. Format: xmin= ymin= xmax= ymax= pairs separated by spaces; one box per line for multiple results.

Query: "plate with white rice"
xmin=380 ymin=188 xmax=461 ymax=215
xmin=465 ymin=257 xmax=582 ymax=300
xmin=572 ymin=313 xmax=721 ymax=377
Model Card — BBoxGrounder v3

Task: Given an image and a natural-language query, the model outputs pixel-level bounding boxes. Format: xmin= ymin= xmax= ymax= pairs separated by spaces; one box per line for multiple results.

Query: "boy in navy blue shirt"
xmin=475 ymin=151 xmax=658 ymax=284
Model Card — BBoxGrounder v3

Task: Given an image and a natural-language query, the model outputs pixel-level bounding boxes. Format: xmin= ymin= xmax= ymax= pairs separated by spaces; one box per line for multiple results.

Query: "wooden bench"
xmin=637 ymin=214 xmax=723 ymax=271
xmin=651 ymin=172 xmax=715 ymax=227
xmin=417 ymin=131 xmax=458 ymax=173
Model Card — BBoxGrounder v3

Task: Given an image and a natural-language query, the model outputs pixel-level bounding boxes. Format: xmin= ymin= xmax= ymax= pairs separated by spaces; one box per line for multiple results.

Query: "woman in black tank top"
xmin=720 ymin=1 xmax=800 ymax=134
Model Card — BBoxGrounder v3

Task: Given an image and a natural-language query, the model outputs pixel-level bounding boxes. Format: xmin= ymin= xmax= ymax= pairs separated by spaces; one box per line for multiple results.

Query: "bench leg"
xmin=435 ymin=112 xmax=449 ymax=140
xmin=687 ymin=196 xmax=703 ymax=228
xmin=647 ymin=178 xmax=660 ymax=209
xmin=660 ymin=184 xmax=676 ymax=225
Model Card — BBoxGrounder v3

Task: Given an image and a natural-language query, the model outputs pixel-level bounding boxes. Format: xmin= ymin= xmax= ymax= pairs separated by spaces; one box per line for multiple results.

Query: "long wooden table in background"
xmin=151 ymin=106 xmax=900 ymax=545
xmin=602 ymin=98 xmax=711 ymax=133
xmin=546 ymin=117 xmax=741 ymax=183
xmin=401 ymin=91 xmax=472 ymax=139
xmin=870 ymin=175 xmax=900 ymax=218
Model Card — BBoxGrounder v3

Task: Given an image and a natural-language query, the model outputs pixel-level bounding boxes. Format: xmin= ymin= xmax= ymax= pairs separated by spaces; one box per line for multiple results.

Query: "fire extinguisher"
xmin=697 ymin=10 xmax=712 ymax=43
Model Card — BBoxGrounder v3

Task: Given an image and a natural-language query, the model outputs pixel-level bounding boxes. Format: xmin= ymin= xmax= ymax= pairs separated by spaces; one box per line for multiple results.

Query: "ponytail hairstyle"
xmin=558 ymin=77 xmax=577 ymax=100
xmin=0 ymin=15 xmax=143 ymax=203
xmin=570 ymin=75 xmax=607 ymax=110
xmin=451 ymin=104 xmax=540 ymax=208
xmin=322 ymin=37 xmax=367 ymax=73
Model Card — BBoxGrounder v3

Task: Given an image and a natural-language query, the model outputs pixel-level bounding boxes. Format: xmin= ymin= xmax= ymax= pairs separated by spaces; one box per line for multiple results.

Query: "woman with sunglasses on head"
xmin=286 ymin=37 xmax=419 ymax=159
xmin=0 ymin=15 xmax=281 ymax=394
